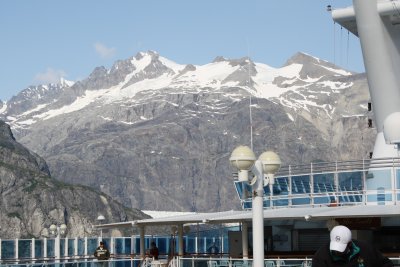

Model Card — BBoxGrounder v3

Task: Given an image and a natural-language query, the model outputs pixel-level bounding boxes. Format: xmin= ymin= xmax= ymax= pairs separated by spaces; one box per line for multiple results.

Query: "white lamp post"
xmin=49 ymin=224 xmax=67 ymax=262
xmin=230 ymin=146 xmax=281 ymax=267
xmin=97 ymin=215 xmax=105 ymax=238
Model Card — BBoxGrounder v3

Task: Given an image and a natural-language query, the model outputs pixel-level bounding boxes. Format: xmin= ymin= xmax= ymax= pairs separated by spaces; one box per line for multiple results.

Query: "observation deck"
xmin=234 ymin=157 xmax=400 ymax=210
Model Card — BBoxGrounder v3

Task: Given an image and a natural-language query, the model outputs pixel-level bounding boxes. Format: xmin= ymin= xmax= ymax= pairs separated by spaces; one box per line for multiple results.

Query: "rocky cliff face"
xmin=0 ymin=51 xmax=376 ymax=213
xmin=0 ymin=120 xmax=149 ymax=238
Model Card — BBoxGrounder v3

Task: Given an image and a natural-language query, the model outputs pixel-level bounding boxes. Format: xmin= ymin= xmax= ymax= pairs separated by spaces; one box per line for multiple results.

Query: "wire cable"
xmin=346 ymin=30 xmax=350 ymax=68
xmin=340 ymin=26 xmax=343 ymax=66
xmin=333 ymin=22 xmax=336 ymax=65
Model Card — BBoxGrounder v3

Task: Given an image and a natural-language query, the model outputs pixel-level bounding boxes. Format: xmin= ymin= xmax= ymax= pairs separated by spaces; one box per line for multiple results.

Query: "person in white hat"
xmin=312 ymin=225 xmax=393 ymax=267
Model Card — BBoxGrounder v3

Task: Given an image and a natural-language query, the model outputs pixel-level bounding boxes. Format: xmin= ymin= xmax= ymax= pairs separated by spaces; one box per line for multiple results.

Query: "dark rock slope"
xmin=0 ymin=120 xmax=149 ymax=238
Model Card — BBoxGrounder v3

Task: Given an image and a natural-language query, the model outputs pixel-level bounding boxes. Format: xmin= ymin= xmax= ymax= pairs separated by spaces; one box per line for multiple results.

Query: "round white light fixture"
xmin=49 ymin=224 xmax=57 ymax=235
xmin=229 ymin=145 xmax=256 ymax=182
xmin=259 ymin=151 xmax=281 ymax=185
xmin=59 ymin=224 xmax=67 ymax=235
xmin=383 ymin=112 xmax=400 ymax=145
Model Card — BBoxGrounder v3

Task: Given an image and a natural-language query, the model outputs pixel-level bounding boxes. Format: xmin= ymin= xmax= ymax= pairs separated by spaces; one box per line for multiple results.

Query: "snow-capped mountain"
xmin=2 ymin=51 xmax=355 ymax=128
xmin=0 ymin=51 xmax=375 ymax=212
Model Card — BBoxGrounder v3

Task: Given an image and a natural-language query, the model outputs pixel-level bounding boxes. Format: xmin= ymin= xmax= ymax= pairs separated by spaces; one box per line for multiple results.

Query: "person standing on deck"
xmin=94 ymin=241 xmax=110 ymax=267
xmin=149 ymin=241 xmax=159 ymax=260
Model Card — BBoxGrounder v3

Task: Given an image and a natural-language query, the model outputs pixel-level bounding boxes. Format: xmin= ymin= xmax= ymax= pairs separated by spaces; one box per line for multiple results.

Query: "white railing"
xmin=177 ymin=256 xmax=400 ymax=267
xmin=275 ymin=157 xmax=400 ymax=177
xmin=235 ymin=157 xmax=400 ymax=210
xmin=1 ymin=255 xmax=400 ymax=267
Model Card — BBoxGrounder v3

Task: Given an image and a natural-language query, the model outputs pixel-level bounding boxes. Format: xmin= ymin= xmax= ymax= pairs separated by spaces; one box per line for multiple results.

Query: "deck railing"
xmin=233 ymin=157 xmax=400 ymax=209
xmin=1 ymin=256 xmax=400 ymax=267
xmin=276 ymin=157 xmax=400 ymax=177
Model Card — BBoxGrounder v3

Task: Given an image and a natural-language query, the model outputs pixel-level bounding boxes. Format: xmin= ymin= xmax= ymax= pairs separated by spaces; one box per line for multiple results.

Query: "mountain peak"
xmin=212 ymin=56 xmax=228 ymax=63
xmin=212 ymin=56 xmax=252 ymax=67
xmin=228 ymin=57 xmax=252 ymax=67
xmin=135 ymin=50 xmax=159 ymax=61
xmin=60 ymin=77 xmax=75 ymax=87
xmin=283 ymin=52 xmax=354 ymax=77
xmin=284 ymin=52 xmax=321 ymax=66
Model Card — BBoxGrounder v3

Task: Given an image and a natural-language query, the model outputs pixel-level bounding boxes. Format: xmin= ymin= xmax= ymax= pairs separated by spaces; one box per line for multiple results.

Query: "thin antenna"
xmin=247 ymin=40 xmax=253 ymax=151
xmin=249 ymin=93 xmax=253 ymax=151
xmin=346 ymin=30 xmax=350 ymax=68
xmin=327 ymin=4 xmax=335 ymax=64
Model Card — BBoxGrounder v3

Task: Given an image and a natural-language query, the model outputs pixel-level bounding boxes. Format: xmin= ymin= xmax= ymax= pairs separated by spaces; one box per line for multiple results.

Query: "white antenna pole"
xmin=247 ymin=41 xmax=253 ymax=151
xmin=250 ymin=94 xmax=253 ymax=151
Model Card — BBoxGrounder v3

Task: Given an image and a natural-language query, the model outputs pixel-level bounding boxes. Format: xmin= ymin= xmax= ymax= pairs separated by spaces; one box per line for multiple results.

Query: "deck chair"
xmin=233 ymin=261 xmax=245 ymax=267
xmin=219 ymin=259 xmax=230 ymax=267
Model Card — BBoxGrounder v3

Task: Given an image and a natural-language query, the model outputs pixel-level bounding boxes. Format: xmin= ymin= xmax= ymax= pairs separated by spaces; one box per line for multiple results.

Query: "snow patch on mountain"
xmin=0 ymin=103 xmax=7 ymax=114
xmin=317 ymin=81 xmax=353 ymax=89
xmin=131 ymin=53 xmax=153 ymax=72
xmin=99 ymin=115 xmax=112 ymax=121
xmin=253 ymin=63 xmax=303 ymax=98
xmin=319 ymin=65 xmax=352 ymax=76
xmin=60 ymin=78 xmax=75 ymax=87
xmin=172 ymin=61 xmax=240 ymax=89
xmin=15 ymin=119 xmax=36 ymax=125
xmin=35 ymin=89 xmax=109 ymax=120
xmin=158 ymin=56 xmax=186 ymax=73
xmin=20 ymin=103 xmax=51 ymax=117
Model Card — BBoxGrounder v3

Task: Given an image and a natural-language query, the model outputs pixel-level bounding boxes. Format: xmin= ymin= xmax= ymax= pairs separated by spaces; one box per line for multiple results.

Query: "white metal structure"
xmin=332 ymin=0 xmax=400 ymax=158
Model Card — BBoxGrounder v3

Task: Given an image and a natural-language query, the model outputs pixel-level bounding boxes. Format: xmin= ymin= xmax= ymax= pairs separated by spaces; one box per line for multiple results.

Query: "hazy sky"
xmin=0 ymin=0 xmax=363 ymax=101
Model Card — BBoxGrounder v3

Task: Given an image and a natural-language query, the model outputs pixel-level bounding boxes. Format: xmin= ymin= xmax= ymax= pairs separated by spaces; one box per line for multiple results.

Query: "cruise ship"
xmin=1 ymin=1 xmax=400 ymax=267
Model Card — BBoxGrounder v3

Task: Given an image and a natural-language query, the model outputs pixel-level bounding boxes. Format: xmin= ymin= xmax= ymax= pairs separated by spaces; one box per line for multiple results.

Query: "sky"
xmin=0 ymin=0 xmax=363 ymax=102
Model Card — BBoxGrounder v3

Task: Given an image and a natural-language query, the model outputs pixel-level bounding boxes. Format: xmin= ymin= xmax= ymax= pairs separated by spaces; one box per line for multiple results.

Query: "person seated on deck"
xmin=207 ymin=242 xmax=219 ymax=255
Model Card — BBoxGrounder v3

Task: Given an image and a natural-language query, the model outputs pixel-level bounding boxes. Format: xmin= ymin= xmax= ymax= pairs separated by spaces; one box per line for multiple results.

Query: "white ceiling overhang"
xmin=94 ymin=205 xmax=400 ymax=230
xmin=332 ymin=1 xmax=400 ymax=36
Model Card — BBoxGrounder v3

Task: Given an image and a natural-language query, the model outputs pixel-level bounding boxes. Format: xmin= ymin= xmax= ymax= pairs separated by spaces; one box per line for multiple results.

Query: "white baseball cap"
xmin=330 ymin=225 xmax=352 ymax=252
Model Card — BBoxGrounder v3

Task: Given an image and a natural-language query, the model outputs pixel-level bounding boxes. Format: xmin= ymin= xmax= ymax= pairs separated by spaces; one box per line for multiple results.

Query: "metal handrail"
xmin=1 ymin=254 xmax=400 ymax=267
xmin=234 ymin=156 xmax=400 ymax=209
xmin=275 ymin=157 xmax=400 ymax=177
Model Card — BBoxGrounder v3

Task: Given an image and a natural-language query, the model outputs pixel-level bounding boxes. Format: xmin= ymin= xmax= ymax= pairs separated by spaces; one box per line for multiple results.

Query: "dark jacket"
xmin=150 ymin=244 xmax=159 ymax=260
xmin=94 ymin=246 xmax=110 ymax=260
xmin=312 ymin=240 xmax=393 ymax=267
